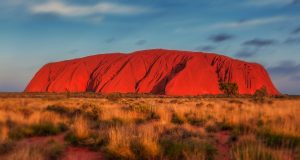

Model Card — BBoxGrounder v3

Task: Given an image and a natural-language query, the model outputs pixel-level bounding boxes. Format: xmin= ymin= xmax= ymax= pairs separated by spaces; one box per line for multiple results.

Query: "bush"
xmin=81 ymin=104 xmax=102 ymax=122
xmin=46 ymin=104 xmax=70 ymax=115
xmin=219 ymin=82 xmax=239 ymax=96
xmin=216 ymin=121 xmax=233 ymax=131
xmin=9 ymin=122 xmax=67 ymax=140
xmin=106 ymin=93 xmax=122 ymax=102
xmin=145 ymin=111 xmax=160 ymax=121
xmin=195 ymin=102 xmax=204 ymax=108
xmin=185 ymin=113 xmax=206 ymax=127
xmin=125 ymin=104 xmax=153 ymax=113
xmin=257 ymin=129 xmax=300 ymax=148
xmin=205 ymin=124 xmax=218 ymax=133
xmin=100 ymin=118 xmax=124 ymax=127
xmin=159 ymin=127 xmax=216 ymax=160
xmin=31 ymin=122 xmax=67 ymax=136
xmin=254 ymin=86 xmax=268 ymax=98
xmin=171 ymin=113 xmax=185 ymax=125
xmin=64 ymin=132 xmax=108 ymax=150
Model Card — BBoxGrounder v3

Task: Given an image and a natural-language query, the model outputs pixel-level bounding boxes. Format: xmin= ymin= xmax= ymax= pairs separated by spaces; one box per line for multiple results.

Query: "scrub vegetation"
xmin=0 ymin=93 xmax=299 ymax=160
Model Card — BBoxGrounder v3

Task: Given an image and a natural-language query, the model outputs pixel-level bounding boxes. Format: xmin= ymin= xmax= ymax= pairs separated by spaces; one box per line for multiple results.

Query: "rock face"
xmin=25 ymin=49 xmax=279 ymax=95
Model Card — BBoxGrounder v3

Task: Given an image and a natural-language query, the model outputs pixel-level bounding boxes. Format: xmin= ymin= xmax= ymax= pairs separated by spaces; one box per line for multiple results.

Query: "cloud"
xmin=174 ymin=16 xmax=300 ymax=33
xmin=292 ymin=0 xmax=300 ymax=4
xmin=30 ymin=1 xmax=149 ymax=17
xmin=235 ymin=38 xmax=277 ymax=58
xmin=68 ymin=49 xmax=79 ymax=55
xmin=136 ymin=40 xmax=147 ymax=46
xmin=235 ymin=47 xmax=259 ymax=58
xmin=245 ymin=0 xmax=294 ymax=6
xmin=291 ymin=75 xmax=300 ymax=81
xmin=268 ymin=61 xmax=300 ymax=75
xmin=284 ymin=37 xmax=300 ymax=44
xmin=291 ymin=26 xmax=300 ymax=34
xmin=209 ymin=33 xmax=234 ymax=43
xmin=211 ymin=16 xmax=295 ymax=29
xmin=105 ymin=38 xmax=116 ymax=44
xmin=195 ymin=45 xmax=215 ymax=52
xmin=267 ymin=61 xmax=300 ymax=94
xmin=243 ymin=38 xmax=277 ymax=47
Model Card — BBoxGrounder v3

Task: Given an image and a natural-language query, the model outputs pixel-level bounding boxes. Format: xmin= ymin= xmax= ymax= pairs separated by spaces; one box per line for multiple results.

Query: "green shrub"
xmin=170 ymin=99 xmax=183 ymax=104
xmin=84 ymin=106 xmax=102 ymax=122
xmin=185 ymin=113 xmax=206 ymax=127
xmin=125 ymin=104 xmax=153 ymax=113
xmin=205 ymin=124 xmax=218 ymax=133
xmin=195 ymin=102 xmax=204 ymax=107
xmin=206 ymin=103 xmax=214 ymax=108
xmin=203 ymin=142 xmax=218 ymax=160
xmin=254 ymin=86 xmax=268 ymax=98
xmin=100 ymin=118 xmax=124 ymax=127
xmin=31 ymin=122 xmax=66 ymax=136
xmin=64 ymin=132 xmax=108 ymax=150
xmin=228 ymin=99 xmax=243 ymax=104
xmin=216 ymin=121 xmax=233 ymax=131
xmin=9 ymin=122 xmax=67 ymax=140
xmin=46 ymin=104 xmax=70 ymax=115
xmin=257 ymin=129 xmax=300 ymax=148
xmin=159 ymin=127 xmax=216 ymax=160
xmin=145 ymin=111 xmax=160 ymax=121
xmin=171 ymin=113 xmax=184 ymax=125
xmin=106 ymin=93 xmax=122 ymax=102
xmin=219 ymin=82 xmax=239 ymax=96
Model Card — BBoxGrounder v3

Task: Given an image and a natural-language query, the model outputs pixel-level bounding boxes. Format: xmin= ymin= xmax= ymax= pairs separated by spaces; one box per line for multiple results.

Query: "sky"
xmin=0 ymin=0 xmax=300 ymax=94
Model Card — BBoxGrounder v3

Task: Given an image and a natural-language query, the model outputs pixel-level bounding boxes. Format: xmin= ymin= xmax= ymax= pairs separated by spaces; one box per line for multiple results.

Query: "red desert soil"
xmin=63 ymin=147 xmax=104 ymax=160
xmin=214 ymin=131 xmax=230 ymax=160
xmin=25 ymin=49 xmax=279 ymax=95
xmin=19 ymin=134 xmax=104 ymax=160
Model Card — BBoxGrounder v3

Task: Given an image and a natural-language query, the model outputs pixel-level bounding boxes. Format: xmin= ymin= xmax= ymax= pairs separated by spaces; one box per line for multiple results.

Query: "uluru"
xmin=25 ymin=49 xmax=279 ymax=95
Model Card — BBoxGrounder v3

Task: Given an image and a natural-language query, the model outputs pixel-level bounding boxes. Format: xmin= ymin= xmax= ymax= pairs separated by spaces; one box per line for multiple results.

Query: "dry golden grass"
xmin=72 ymin=116 xmax=90 ymax=139
xmin=0 ymin=95 xmax=299 ymax=160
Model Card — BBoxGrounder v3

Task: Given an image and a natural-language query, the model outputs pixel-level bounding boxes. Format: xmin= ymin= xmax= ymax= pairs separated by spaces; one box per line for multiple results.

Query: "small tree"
xmin=254 ymin=86 xmax=268 ymax=98
xmin=219 ymin=82 xmax=239 ymax=96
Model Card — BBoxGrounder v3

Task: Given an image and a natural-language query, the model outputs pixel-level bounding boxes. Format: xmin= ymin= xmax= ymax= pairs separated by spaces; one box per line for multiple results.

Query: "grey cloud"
xmin=68 ymin=49 xmax=79 ymax=55
xmin=105 ymin=38 xmax=115 ymax=44
xmin=195 ymin=45 xmax=215 ymax=52
xmin=209 ymin=33 xmax=234 ymax=43
xmin=136 ymin=40 xmax=147 ymax=46
xmin=292 ymin=0 xmax=300 ymax=4
xmin=268 ymin=61 xmax=300 ymax=75
xmin=291 ymin=26 xmax=300 ymax=34
xmin=243 ymin=38 xmax=277 ymax=47
xmin=235 ymin=47 xmax=259 ymax=58
xmin=235 ymin=38 xmax=276 ymax=58
xmin=291 ymin=75 xmax=300 ymax=81
xmin=267 ymin=61 xmax=300 ymax=94
xmin=284 ymin=37 xmax=300 ymax=44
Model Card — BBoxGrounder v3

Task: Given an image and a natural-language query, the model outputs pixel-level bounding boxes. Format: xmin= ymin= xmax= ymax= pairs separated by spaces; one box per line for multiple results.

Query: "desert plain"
xmin=0 ymin=93 xmax=299 ymax=160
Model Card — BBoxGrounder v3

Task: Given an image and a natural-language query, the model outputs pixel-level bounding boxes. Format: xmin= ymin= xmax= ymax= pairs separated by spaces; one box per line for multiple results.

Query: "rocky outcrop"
xmin=25 ymin=49 xmax=279 ymax=95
